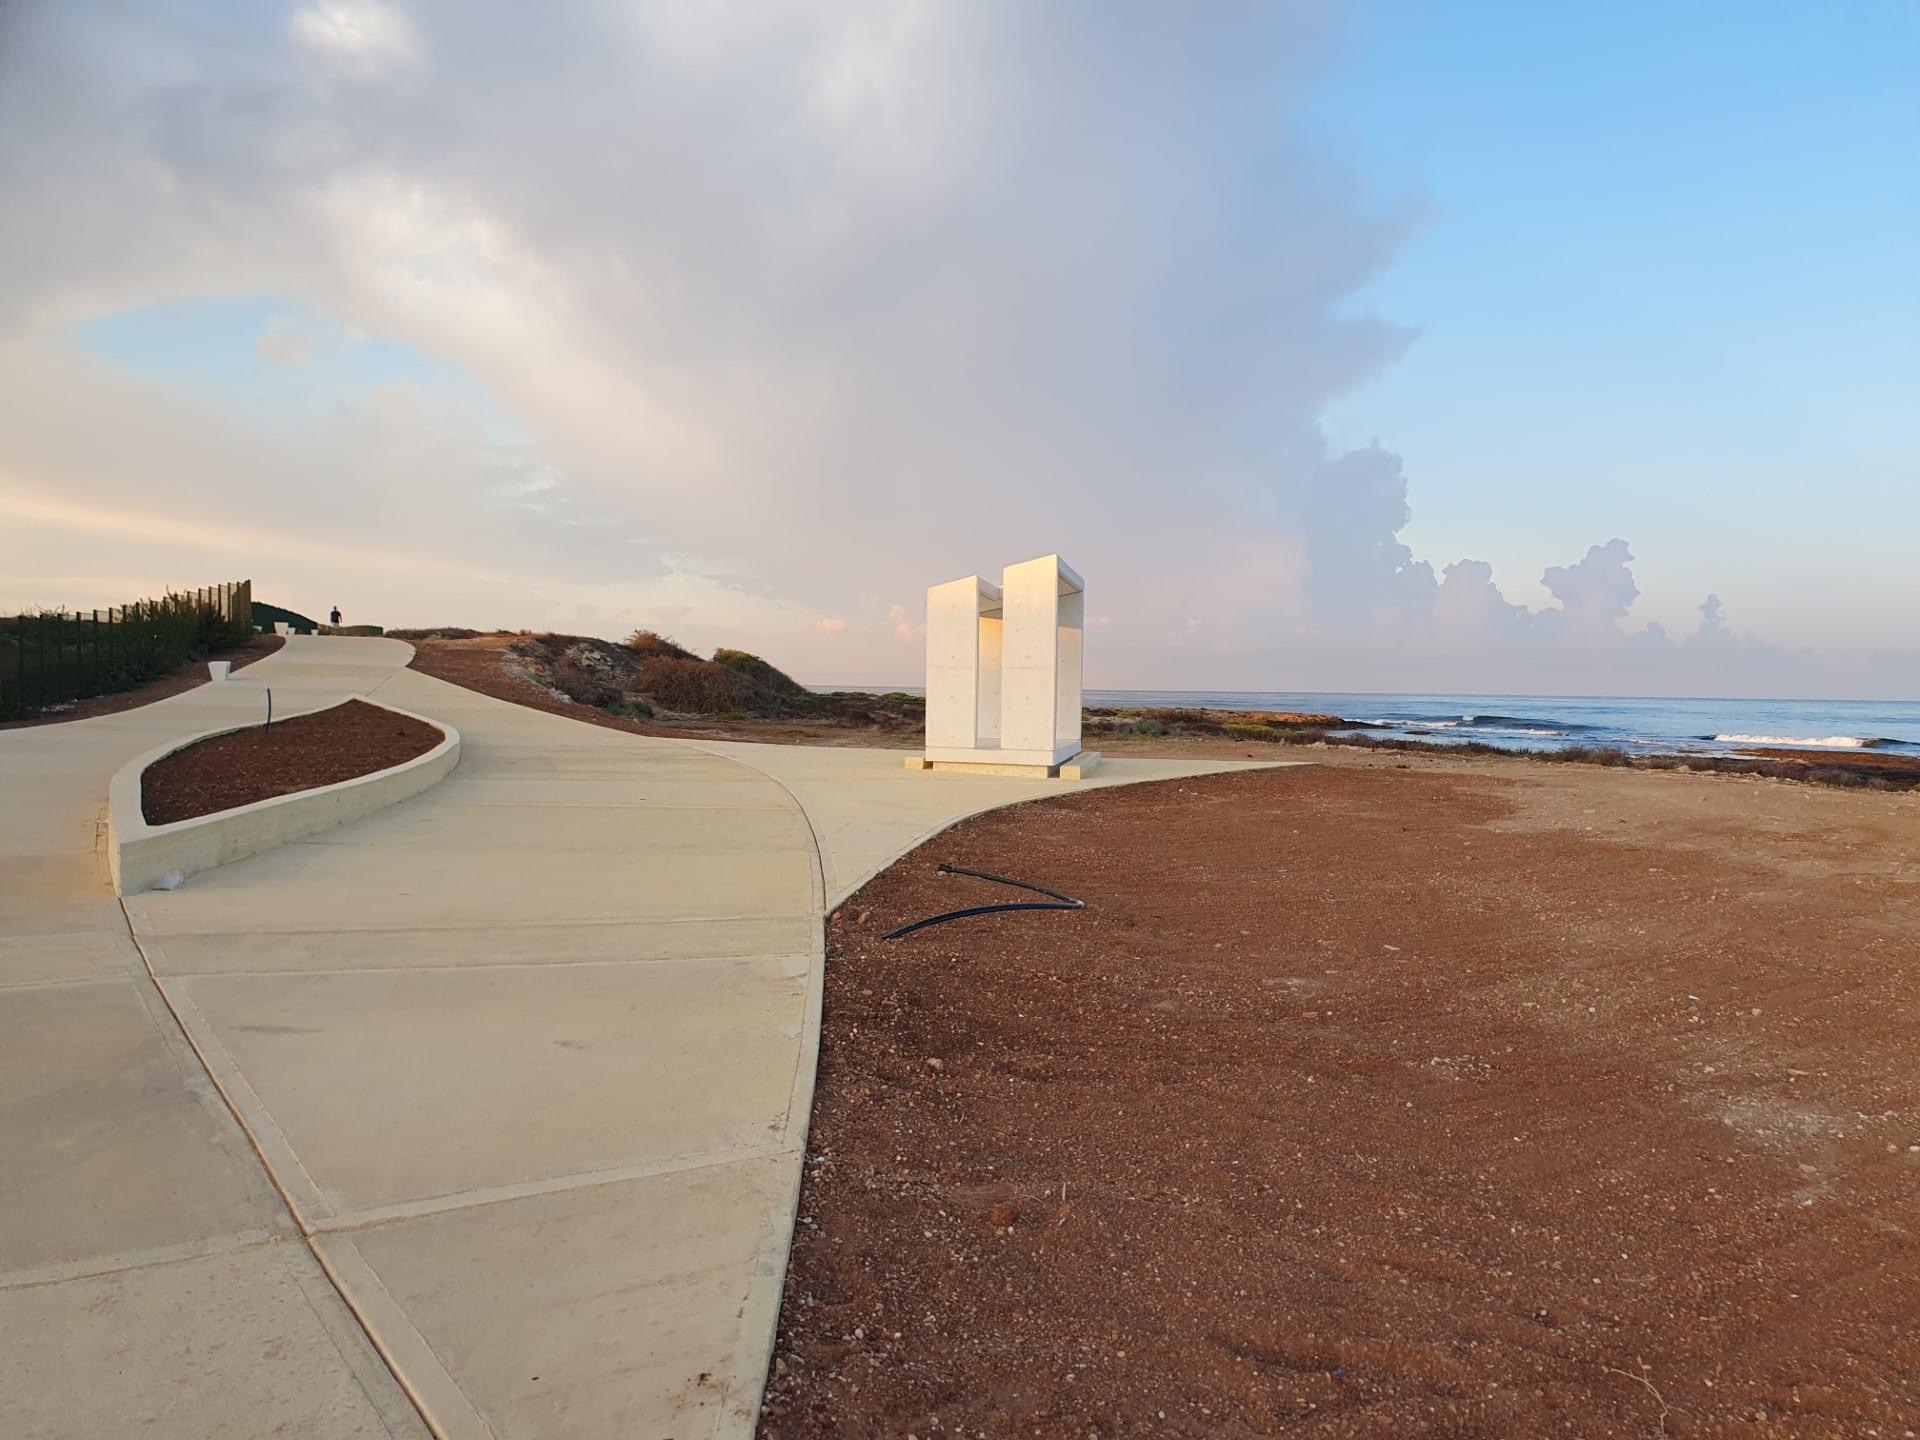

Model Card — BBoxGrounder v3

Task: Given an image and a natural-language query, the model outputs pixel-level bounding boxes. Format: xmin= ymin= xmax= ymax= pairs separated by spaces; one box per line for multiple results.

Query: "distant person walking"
xmin=329 ymin=606 xmax=342 ymax=627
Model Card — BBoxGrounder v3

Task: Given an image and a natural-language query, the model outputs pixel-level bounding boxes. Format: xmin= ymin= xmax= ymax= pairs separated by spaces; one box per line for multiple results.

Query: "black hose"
xmin=934 ymin=862 xmax=1080 ymax=904
xmin=881 ymin=864 xmax=1084 ymax=940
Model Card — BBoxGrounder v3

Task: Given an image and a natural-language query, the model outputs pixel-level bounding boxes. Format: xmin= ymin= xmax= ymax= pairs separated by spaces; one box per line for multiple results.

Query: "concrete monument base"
xmin=904 ymin=749 xmax=1102 ymax=780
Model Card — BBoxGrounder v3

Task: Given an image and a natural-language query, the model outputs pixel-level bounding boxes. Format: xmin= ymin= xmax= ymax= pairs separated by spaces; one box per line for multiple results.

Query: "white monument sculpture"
xmin=906 ymin=554 xmax=1099 ymax=778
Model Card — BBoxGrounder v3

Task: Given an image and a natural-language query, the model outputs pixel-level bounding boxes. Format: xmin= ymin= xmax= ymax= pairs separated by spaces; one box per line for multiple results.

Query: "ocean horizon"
xmin=815 ymin=686 xmax=1920 ymax=757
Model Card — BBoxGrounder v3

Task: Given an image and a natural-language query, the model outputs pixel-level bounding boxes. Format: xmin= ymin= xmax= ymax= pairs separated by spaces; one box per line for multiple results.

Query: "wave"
xmin=1357 ymin=712 xmax=1590 ymax=739
xmin=1712 ymin=733 xmax=1887 ymax=749
xmin=1463 ymin=713 xmax=1597 ymax=733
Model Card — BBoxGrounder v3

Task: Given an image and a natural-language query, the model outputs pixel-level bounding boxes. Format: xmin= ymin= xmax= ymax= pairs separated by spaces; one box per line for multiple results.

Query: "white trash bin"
xmin=207 ymin=661 xmax=232 ymax=683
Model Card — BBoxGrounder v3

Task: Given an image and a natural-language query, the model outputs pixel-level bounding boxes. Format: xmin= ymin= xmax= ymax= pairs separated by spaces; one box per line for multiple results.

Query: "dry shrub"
xmin=1540 ymin=745 xmax=1634 ymax=766
xmin=387 ymin=627 xmax=514 ymax=640
xmin=643 ymin=656 xmax=757 ymax=714
xmin=625 ymin=630 xmax=698 ymax=662
xmin=713 ymin=648 xmax=810 ymax=699
xmin=711 ymin=648 xmax=818 ymax=714
xmin=547 ymin=657 xmax=625 ymax=709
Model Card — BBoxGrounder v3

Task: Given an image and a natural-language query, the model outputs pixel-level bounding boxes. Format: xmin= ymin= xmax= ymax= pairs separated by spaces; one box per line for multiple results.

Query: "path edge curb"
xmin=108 ymin=695 xmax=461 ymax=895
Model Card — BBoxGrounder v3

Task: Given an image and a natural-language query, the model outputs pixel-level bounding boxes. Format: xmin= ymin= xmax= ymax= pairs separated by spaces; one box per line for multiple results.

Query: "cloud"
xmin=814 ymin=616 xmax=846 ymax=635
xmin=1541 ymin=539 xmax=1640 ymax=639
xmin=255 ymin=314 xmax=317 ymax=365
xmin=0 ymin=3 xmax=1911 ymax=697
xmin=290 ymin=2 xmax=418 ymax=78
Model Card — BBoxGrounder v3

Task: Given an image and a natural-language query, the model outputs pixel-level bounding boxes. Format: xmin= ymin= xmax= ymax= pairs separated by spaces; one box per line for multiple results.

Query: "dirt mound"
xmin=507 ymin=631 xmax=819 ymax=719
xmin=479 ymin=630 xmax=922 ymax=733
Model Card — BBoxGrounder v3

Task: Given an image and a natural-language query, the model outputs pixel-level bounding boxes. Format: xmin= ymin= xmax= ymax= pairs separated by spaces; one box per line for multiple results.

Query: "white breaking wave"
xmin=1714 ymin=734 xmax=1875 ymax=748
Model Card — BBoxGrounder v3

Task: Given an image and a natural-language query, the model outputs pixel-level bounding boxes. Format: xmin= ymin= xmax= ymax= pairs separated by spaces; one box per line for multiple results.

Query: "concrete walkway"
xmin=1 ymin=640 xmax=429 ymax=1438
xmin=2 ymin=637 xmax=1280 ymax=1438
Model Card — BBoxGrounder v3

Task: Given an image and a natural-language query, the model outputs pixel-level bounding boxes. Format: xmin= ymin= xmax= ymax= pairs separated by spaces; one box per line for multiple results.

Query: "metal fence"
xmin=0 ymin=580 xmax=253 ymax=720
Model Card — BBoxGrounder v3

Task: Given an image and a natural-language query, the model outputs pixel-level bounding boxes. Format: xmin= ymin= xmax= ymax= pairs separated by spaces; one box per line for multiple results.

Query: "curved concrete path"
xmin=3 ymin=636 xmax=1283 ymax=1438
xmin=1 ymin=639 xmax=429 ymax=1439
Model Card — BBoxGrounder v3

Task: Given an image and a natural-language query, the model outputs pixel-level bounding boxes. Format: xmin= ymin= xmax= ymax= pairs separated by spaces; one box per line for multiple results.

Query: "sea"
xmin=825 ymin=687 xmax=1920 ymax=758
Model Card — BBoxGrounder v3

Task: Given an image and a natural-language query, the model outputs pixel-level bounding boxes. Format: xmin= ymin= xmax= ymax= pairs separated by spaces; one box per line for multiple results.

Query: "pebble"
xmin=925 ymin=1057 xmax=944 ymax=1072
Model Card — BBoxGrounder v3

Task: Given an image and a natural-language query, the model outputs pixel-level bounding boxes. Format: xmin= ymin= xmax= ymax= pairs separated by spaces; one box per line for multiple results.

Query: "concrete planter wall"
xmin=108 ymin=697 xmax=460 ymax=896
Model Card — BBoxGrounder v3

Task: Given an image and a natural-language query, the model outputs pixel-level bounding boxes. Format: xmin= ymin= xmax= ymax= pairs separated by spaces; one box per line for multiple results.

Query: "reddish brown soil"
xmin=140 ymin=698 xmax=441 ymax=825
xmin=0 ymin=634 xmax=283 ymax=730
xmin=761 ymin=763 xmax=1920 ymax=1439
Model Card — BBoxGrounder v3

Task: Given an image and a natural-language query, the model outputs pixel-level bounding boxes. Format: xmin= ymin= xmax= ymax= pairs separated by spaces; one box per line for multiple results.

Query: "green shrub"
xmin=1132 ymin=717 xmax=1169 ymax=736
xmin=1222 ymin=721 xmax=1278 ymax=740
xmin=712 ymin=648 xmax=813 ymax=704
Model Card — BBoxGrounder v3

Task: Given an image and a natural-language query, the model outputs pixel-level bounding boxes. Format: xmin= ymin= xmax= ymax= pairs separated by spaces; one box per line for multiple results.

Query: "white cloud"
xmin=814 ymin=616 xmax=846 ymax=635
xmin=0 ymin=3 xmax=1911 ymax=696
xmin=290 ymin=2 xmax=418 ymax=78
xmin=255 ymin=314 xmax=318 ymax=365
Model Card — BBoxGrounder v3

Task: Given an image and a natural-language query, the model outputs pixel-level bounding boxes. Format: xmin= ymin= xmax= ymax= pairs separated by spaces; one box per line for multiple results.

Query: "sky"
xmin=0 ymin=1 xmax=1914 ymax=698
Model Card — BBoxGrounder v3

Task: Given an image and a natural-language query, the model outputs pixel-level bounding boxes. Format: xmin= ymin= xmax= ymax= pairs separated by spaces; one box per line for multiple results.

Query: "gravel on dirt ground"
xmin=759 ymin=761 xmax=1920 ymax=1439
xmin=139 ymin=697 xmax=442 ymax=825
xmin=0 ymin=634 xmax=284 ymax=730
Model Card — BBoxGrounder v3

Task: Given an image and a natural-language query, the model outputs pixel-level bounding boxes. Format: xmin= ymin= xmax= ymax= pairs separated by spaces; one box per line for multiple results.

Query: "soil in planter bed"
xmin=140 ymin=698 xmax=441 ymax=825
xmin=761 ymin=762 xmax=1920 ymax=1439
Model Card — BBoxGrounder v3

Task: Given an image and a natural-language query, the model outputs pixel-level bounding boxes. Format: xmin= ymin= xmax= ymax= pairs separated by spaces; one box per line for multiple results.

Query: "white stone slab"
xmin=0 ymin=978 xmax=288 ymax=1277
xmin=176 ymin=957 xmax=813 ymax=1216
xmin=0 ymin=1240 xmax=426 ymax=1439
xmin=324 ymin=1154 xmax=793 ymax=1440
